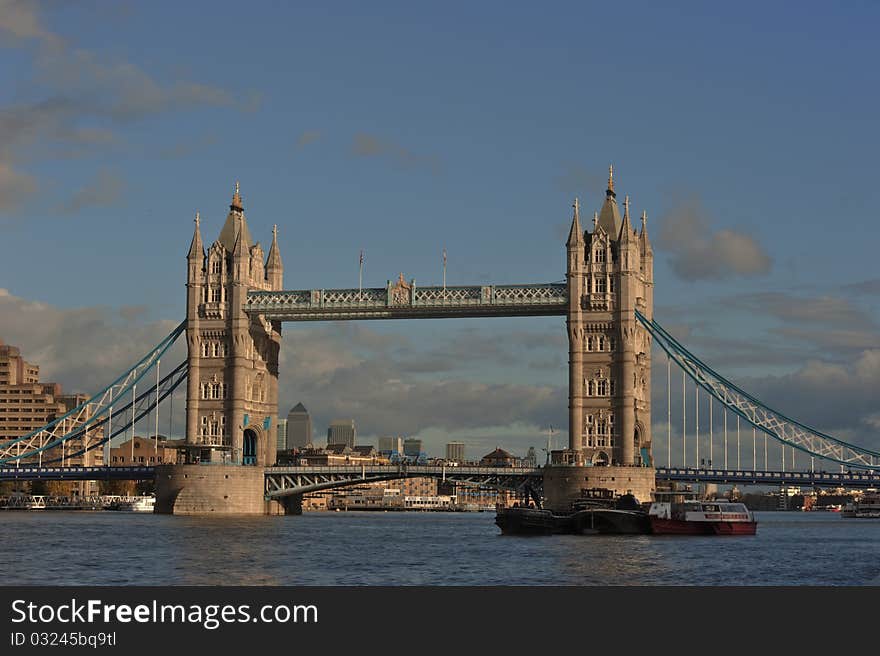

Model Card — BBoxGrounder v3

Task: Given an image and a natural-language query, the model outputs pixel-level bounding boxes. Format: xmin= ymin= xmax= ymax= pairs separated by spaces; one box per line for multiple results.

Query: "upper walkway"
xmin=244 ymin=283 xmax=568 ymax=321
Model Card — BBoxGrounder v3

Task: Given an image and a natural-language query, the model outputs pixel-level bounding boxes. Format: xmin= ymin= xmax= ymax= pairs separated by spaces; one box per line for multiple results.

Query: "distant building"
xmin=403 ymin=438 xmax=422 ymax=457
xmin=327 ymin=420 xmax=356 ymax=448
xmin=293 ymin=445 xmax=388 ymax=466
xmin=480 ymin=447 xmax=517 ymax=467
xmin=0 ymin=340 xmax=103 ymax=467
xmin=276 ymin=418 xmax=287 ymax=453
xmin=378 ymin=435 xmax=403 ymax=455
xmin=446 ymin=441 xmax=466 ymax=463
xmin=109 ymin=436 xmax=177 ymax=466
xmin=286 ymin=402 xmax=312 ymax=449
xmin=525 ymin=446 xmax=538 ymax=467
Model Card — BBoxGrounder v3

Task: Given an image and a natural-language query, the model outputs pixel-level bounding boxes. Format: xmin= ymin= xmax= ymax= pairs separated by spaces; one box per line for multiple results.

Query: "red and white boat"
xmin=648 ymin=500 xmax=757 ymax=535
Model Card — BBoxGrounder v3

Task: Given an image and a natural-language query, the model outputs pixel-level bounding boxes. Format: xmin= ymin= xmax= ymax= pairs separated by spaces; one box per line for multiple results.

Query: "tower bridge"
xmin=2 ymin=168 xmax=878 ymax=514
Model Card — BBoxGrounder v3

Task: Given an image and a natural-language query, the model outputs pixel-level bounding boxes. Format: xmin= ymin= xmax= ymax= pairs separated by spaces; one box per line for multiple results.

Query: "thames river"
xmin=2 ymin=511 xmax=878 ymax=585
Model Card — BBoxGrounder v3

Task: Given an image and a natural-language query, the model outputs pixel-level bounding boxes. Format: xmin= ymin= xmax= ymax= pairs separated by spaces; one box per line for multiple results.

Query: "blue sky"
xmin=1 ymin=1 xmax=878 ymax=461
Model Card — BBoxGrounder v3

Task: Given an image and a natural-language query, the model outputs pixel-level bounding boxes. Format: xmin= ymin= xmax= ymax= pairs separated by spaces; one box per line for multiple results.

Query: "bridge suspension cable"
xmin=39 ymin=361 xmax=187 ymax=465
xmin=0 ymin=322 xmax=185 ymax=464
xmin=636 ymin=310 xmax=880 ymax=471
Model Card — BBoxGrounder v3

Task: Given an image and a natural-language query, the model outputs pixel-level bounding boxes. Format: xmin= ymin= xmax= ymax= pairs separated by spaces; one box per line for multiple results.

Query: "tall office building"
xmin=327 ymin=419 xmax=356 ymax=448
xmin=445 ymin=441 xmax=466 ymax=463
xmin=276 ymin=418 xmax=287 ymax=452
xmin=403 ymin=438 xmax=423 ymax=457
xmin=378 ymin=436 xmax=403 ymax=454
xmin=286 ymin=402 xmax=312 ymax=449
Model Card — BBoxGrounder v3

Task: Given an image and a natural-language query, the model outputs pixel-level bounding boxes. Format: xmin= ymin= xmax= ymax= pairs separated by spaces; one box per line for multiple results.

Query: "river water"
xmin=1 ymin=511 xmax=878 ymax=585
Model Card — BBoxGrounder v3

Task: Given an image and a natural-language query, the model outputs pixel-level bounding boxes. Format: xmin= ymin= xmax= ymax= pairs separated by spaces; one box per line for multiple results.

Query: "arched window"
xmin=598 ymin=336 xmax=605 ymax=351
xmin=586 ymin=336 xmax=593 ymax=351
xmin=597 ymin=379 xmax=608 ymax=396
xmin=587 ymin=380 xmax=594 ymax=396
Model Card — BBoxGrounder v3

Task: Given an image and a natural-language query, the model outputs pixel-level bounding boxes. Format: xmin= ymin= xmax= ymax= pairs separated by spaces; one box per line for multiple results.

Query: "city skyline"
xmin=1 ymin=2 xmax=878 ymax=459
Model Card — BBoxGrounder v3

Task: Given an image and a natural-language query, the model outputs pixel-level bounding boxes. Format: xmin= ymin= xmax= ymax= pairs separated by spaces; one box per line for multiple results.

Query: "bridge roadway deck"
xmin=655 ymin=466 xmax=880 ymax=488
xmin=2 ymin=465 xmax=878 ymax=490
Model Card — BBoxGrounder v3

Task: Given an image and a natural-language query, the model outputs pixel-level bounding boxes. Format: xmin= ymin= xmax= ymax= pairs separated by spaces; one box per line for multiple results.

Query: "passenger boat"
xmin=113 ymin=495 xmax=155 ymax=512
xmin=648 ymin=500 xmax=757 ymax=535
xmin=841 ymin=492 xmax=880 ymax=518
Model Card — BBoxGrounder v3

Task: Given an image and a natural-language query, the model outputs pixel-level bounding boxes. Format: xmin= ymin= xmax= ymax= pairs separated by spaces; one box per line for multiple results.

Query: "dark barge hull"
xmin=496 ymin=506 xmax=650 ymax=535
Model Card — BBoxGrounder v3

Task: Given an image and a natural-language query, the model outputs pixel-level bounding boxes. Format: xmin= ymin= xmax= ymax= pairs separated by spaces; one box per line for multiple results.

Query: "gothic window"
xmin=586 ymin=336 xmax=593 ymax=352
xmin=201 ymin=342 xmax=210 ymax=358
xmin=212 ymin=343 xmax=221 ymax=358
xmin=598 ymin=336 xmax=605 ymax=351
xmin=200 ymin=416 xmax=208 ymax=436
xmin=587 ymin=380 xmax=594 ymax=396
xmin=609 ymin=277 xmax=615 ymax=294
xmin=596 ymin=277 xmax=607 ymax=294
xmin=597 ymin=379 xmax=608 ymax=396
xmin=595 ymin=248 xmax=606 ymax=264
xmin=609 ymin=337 xmax=616 ymax=352
xmin=212 ymin=260 xmax=221 ymax=275
xmin=211 ymin=288 xmax=221 ymax=303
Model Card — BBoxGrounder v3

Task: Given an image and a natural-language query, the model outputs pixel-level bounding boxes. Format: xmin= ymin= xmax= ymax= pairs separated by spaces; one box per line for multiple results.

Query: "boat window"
xmin=703 ymin=504 xmax=719 ymax=512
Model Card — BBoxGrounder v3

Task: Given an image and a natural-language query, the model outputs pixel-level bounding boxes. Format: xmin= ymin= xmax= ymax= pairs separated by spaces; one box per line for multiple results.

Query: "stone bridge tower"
xmin=185 ymin=183 xmax=283 ymax=467
xmin=563 ymin=166 xmax=654 ymax=468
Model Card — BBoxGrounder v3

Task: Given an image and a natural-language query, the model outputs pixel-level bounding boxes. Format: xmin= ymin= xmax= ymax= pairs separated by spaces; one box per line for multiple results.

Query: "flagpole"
xmin=442 ymin=248 xmax=447 ymax=296
xmin=359 ymin=250 xmax=364 ymax=300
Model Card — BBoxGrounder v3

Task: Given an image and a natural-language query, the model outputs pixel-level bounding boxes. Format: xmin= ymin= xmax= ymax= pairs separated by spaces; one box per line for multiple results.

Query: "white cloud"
xmin=656 ymin=197 xmax=771 ymax=280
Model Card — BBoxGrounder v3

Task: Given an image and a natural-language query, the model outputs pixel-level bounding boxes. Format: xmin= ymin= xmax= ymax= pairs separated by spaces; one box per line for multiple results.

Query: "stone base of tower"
xmin=154 ymin=464 xmax=281 ymax=515
xmin=542 ymin=464 xmax=656 ymax=513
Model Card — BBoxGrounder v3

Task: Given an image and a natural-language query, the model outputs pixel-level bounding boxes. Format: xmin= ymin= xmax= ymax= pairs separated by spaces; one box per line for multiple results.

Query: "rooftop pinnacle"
xmin=231 ymin=180 xmax=243 ymax=211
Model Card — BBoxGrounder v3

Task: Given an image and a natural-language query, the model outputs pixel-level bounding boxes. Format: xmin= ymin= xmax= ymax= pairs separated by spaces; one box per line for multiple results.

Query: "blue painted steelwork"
xmin=40 ymin=361 xmax=187 ymax=465
xmin=636 ymin=310 xmax=880 ymax=471
xmin=0 ymin=322 xmax=185 ymax=464
xmin=656 ymin=466 xmax=880 ymax=489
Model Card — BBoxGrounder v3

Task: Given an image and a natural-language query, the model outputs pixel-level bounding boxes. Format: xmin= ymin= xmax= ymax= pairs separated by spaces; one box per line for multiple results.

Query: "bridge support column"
xmin=154 ymin=464 xmax=268 ymax=515
xmin=542 ymin=464 xmax=655 ymax=512
xmin=279 ymin=494 xmax=303 ymax=515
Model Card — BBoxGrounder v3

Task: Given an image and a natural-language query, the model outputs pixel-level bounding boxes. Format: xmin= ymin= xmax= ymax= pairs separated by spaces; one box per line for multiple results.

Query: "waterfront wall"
xmin=154 ymin=464 xmax=280 ymax=515
xmin=542 ymin=465 xmax=655 ymax=512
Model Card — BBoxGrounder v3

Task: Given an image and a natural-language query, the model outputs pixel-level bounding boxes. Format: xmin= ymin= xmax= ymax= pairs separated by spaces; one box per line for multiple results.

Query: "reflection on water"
xmin=2 ymin=511 xmax=878 ymax=585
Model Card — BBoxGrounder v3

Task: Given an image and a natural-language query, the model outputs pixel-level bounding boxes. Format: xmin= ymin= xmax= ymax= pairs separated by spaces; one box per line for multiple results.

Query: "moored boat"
xmin=648 ymin=500 xmax=757 ymax=535
xmin=841 ymin=492 xmax=880 ymax=518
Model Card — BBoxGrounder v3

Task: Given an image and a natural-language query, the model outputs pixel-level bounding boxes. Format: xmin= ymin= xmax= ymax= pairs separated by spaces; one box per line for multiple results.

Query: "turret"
xmin=266 ymin=224 xmax=283 ymax=290
xmin=618 ymin=195 xmax=639 ymax=272
xmin=566 ymin=197 xmax=585 ymax=453
xmin=187 ymin=211 xmax=204 ymax=283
